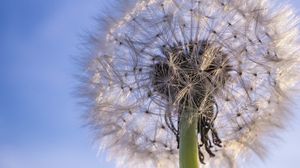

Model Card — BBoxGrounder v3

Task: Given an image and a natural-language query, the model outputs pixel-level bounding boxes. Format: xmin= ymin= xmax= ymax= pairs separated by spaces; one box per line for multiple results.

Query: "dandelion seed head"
xmin=80 ymin=0 xmax=300 ymax=167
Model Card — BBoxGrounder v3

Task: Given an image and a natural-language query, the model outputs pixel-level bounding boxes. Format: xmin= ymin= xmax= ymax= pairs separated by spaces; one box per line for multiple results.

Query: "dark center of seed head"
xmin=151 ymin=40 xmax=231 ymax=164
xmin=152 ymin=41 xmax=230 ymax=104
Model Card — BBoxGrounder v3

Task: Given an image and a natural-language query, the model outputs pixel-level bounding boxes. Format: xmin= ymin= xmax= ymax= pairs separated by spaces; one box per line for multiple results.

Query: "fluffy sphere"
xmin=79 ymin=0 xmax=300 ymax=167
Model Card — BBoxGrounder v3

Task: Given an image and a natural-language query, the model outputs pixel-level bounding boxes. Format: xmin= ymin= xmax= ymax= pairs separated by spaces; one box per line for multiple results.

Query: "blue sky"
xmin=0 ymin=0 xmax=300 ymax=168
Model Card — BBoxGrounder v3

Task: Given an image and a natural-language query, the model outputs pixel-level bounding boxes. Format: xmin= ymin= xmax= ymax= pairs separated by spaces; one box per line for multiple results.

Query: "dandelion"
xmin=79 ymin=0 xmax=300 ymax=167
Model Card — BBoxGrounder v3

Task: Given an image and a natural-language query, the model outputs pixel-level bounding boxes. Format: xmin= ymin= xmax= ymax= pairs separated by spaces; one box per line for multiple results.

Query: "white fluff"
xmin=79 ymin=0 xmax=300 ymax=167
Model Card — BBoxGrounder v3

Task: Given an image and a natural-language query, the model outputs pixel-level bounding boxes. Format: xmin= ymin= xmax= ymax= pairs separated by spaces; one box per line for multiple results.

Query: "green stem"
xmin=179 ymin=108 xmax=199 ymax=168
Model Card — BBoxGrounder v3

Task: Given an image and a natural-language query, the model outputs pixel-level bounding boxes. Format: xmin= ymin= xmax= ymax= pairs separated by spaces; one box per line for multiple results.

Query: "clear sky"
xmin=0 ymin=0 xmax=300 ymax=168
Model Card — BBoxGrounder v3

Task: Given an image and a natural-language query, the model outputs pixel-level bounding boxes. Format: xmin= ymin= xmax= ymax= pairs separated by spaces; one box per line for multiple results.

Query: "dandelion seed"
xmin=79 ymin=0 xmax=300 ymax=167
